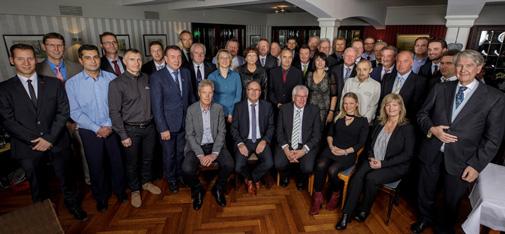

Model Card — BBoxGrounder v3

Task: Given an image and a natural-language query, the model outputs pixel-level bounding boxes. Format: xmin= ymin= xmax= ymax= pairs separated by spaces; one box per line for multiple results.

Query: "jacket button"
xmin=37 ymin=121 xmax=41 ymax=125
xmin=40 ymin=132 xmax=44 ymax=136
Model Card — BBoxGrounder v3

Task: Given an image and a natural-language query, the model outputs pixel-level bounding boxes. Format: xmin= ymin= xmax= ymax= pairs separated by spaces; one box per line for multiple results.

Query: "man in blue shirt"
xmin=66 ymin=44 xmax=126 ymax=212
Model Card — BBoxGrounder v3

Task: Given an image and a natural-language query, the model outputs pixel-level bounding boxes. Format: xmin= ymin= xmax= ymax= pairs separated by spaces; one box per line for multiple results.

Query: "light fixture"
xmin=273 ymin=4 xmax=288 ymax=14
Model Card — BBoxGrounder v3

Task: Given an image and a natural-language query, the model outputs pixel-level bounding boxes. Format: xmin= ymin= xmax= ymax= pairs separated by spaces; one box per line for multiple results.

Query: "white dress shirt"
xmin=247 ymin=100 xmax=261 ymax=140
xmin=17 ymin=73 xmax=38 ymax=99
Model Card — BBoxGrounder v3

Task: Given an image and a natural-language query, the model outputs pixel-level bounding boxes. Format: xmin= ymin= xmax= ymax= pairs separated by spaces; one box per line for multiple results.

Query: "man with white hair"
xmin=331 ymin=47 xmax=358 ymax=110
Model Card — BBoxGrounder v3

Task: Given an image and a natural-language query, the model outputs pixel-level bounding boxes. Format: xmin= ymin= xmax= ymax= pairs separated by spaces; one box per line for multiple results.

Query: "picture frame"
xmin=397 ymin=34 xmax=430 ymax=51
xmin=143 ymin=34 xmax=167 ymax=56
xmin=3 ymin=34 xmax=46 ymax=64
xmin=250 ymin=35 xmax=261 ymax=47
xmin=116 ymin=34 xmax=131 ymax=56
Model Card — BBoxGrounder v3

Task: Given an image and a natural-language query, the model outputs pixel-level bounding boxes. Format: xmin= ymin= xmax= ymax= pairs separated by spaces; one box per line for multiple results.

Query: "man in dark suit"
xmin=292 ymin=45 xmax=313 ymax=80
xmin=330 ymin=37 xmax=346 ymax=65
xmin=380 ymin=51 xmax=427 ymax=123
xmin=418 ymin=39 xmax=447 ymax=86
xmin=256 ymin=38 xmax=277 ymax=73
xmin=141 ymin=41 xmax=166 ymax=76
xmin=231 ymin=80 xmax=275 ymax=195
xmin=179 ymin=30 xmax=193 ymax=68
xmin=188 ymin=43 xmax=215 ymax=97
xmin=370 ymin=46 xmax=397 ymax=82
xmin=99 ymin=32 xmax=125 ymax=76
xmin=269 ymin=48 xmax=303 ymax=108
xmin=151 ymin=45 xmax=195 ymax=193
xmin=286 ymin=37 xmax=299 ymax=63
xmin=0 ymin=44 xmax=87 ymax=220
xmin=426 ymin=50 xmax=459 ymax=90
xmin=37 ymin=32 xmax=82 ymax=81
xmin=331 ymin=47 xmax=358 ymax=110
xmin=182 ymin=80 xmax=234 ymax=210
xmin=412 ymin=50 xmax=505 ymax=234
xmin=275 ymin=85 xmax=321 ymax=190
xmin=317 ymin=38 xmax=338 ymax=68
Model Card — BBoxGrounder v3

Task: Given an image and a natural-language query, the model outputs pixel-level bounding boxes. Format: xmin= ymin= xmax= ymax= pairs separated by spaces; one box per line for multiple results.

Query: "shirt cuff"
xmin=197 ymin=154 xmax=204 ymax=158
xmin=304 ymin=145 xmax=310 ymax=153
xmin=237 ymin=142 xmax=245 ymax=147
xmin=281 ymin=144 xmax=289 ymax=150
xmin=212 ymin=152 xmax=219 ymax=157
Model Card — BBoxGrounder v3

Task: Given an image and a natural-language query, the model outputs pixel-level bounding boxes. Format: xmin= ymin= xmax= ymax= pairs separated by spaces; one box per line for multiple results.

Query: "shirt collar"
xmin=293 ymin=104 xmax=304 ymax=112
xmin=442 ymin=75 xmax=457 ymax=82
xmin=458 ymin=78 xmax=479 ymax=91
xmin=83 ymin=70 xmax=104 ymax=80
xmin=259 ymin=55 xmax=267 ymax=59
xmin=397 ymin=70 xmax=412 ymax=80
xmin=247 ymin=99 xmax=259 ymax=106
xmin=17 ymin=73 xmax=37 ymax=82
xmin=382 ymin=64 xmax=394 ymax=72
xmin=166 ymin=66 xmax=179 ymax=74
xmin=107 ymin=56 xmax=120 ymax=63
xmin=124 ymin=71 xmax=141 ymax=79
xmin=154 ymin=61 xmax=165 ymax=67
xmin=193 ymin=62 xmax=203 ymax=68
xmin=344 ymin=64 xmax=354 ymax=70
xmin=47 ymin=59 xmax=65 ymax=70
xmin=200 ymin=103 xmax=211 ymax=112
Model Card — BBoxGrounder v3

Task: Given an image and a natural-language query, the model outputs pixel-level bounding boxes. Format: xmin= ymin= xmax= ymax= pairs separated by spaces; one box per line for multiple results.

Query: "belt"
xmin=124 ymin=121 xmax=152 ymax=128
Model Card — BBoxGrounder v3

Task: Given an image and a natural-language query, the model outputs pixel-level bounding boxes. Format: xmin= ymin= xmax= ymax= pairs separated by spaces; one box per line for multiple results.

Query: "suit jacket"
xmin=187 ymin=62 xmax=216 ymax=97
xmin=230 ymin=100 xmax=275 ymax=145
xmin=380 ymin=71 xmax=427 ymax=122
xmin=417 ymin=81 xmax=505 ymax=175
xmin=276 ymin=103 xmax=321 ymax=151
xmin=256 ymin=54 xmax=278 ymax=73
xmin=100 ymin=56 xmax=124 ymax=75
xmin=367 ymin=123 xmax=415 ymax=174
xmin=292 ymin=60 xmax=314 ymax=80
xmin=150 ymin=67 xmax=195 ymax=134
xmin=36 ymin=59 xmax=82 ymax=81
xmin=418 ymin=61 xmax=442 ymax=89
xmin=370 ymin=65 xmax=396 ymax=82
xmin=141 ymin=60 xmax=160 ymax=76
xmin=185 ymin=102 xmax=226 ymax=156
xmin=268 ymin=66 xmax=303 ymax=106
xmin=331 ymin=64 xmax=357 ymax=109
xmin=0 ymin=75 xmax=70 ymax=159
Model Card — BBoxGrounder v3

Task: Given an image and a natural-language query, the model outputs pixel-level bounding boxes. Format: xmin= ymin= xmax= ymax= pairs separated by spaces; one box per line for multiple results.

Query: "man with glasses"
xmin=99 ymin=32 xmax=125 ymax=76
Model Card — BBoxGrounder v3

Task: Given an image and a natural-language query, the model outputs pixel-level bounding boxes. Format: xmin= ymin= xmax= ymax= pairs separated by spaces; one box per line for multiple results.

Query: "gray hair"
xmin=319 ymin=38 xmax=331 ymax=47
xmin=344 ymin=47 xmax=357 ymax=56
xmin=198 ymin=79 xmax=214 ymax=92
xmin=454 ymin=49 xmax=484 ymax=67
xmin=292 ymin=85 xmax=309 ymax=97
xmin=190 ymin=43 xmax=206 ymax=55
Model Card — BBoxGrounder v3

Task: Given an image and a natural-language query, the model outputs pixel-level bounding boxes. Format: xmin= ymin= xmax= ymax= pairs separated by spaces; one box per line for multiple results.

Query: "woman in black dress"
xmin=335 ymin=93 xmax=415 ymax=230
xmin=309 ymin=92 xmax=369 ymax=215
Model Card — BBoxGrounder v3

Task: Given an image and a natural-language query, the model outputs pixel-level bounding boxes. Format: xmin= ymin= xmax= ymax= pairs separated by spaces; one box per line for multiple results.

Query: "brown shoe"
xmin=142 ymin=182 xmax=161 ymax=195
xmin=131 ymin=191 xmax=142 ymax=208
xmin=309 ymin=192 xmax=323 ymax=215
xmin=246 ymin=180 xmax=255 ymax=195
xmin=326 ymin=192 xmax=340 ymax=211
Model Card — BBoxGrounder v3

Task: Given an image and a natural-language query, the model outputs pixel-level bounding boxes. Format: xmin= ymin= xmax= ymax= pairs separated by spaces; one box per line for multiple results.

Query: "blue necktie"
xmin=172 ymin=71 xmax=181 ymax=95
xmin=250 ymin=103 xmax=257 ymax=143
xmin=455 ymin=86 xmax=467 ymax=109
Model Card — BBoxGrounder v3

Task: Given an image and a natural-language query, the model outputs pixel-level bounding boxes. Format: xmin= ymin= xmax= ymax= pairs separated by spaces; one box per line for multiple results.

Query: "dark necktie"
xmin=196 ymin=65 xmax=202 ymax=82
xmin=250 ymin=103 xmax=257 ymax=143
xmin=112 ymin=60 xmax=121 ymax=76
xmin=27 ymin=79 xmax=37 ymax=107
xmin=282 ymin=69 xmax=287 ymax=83
xmin=433 ymin=64 xmax=438 ymax=75
xmin=455 ymin=86 xmax=467 ymax=109
xmin=344 ymin=67 xmax=351 ymax=80
xmin=173 ymin=71 xmax=181 ymax=95
xmin=261 ymin=57 xmax=266 ymax=67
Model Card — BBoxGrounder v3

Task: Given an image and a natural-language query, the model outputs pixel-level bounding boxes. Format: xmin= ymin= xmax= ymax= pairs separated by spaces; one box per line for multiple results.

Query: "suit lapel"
xmin=399 ymin=73 xmax=415 ymax=96
xmin=164 ymin=69 xmax=181 ymax=96
xmin=13 ymin=77 xmax=37 ymax=112
xmin=258 ymin=101 xmax=264 ymax=134
xmin=36 ymin=75 xmax=47 ymax=115
xmin=452 ymin=82 xmax=485 ymax=124
xmin=445 ymin=82 xmax=457 ymax=122
xmin=286 ymin=104 xmax=294 ymax=140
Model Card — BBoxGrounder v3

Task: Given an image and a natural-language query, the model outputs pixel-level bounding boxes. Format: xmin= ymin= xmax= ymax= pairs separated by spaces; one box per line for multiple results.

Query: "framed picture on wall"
xmin=3 ymin=34 xmax=46 ymax=64
xmin=116 ymin=34 xmax=131 ymax=56
xmin=143 ymin=34 xmax=167 ymax=56
xmin=250 ymin=35 xmax=260 ymax=47
xmin=397 ymin=34 xmax=430 ymax=51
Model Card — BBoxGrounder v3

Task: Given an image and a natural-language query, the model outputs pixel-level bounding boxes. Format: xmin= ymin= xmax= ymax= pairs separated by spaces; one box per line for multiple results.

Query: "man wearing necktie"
xmin=141 ymin=41 xmax=166 ymax=76
xmin=0 ymin=44 xmax=87 ymax=221
xmin=412 ymin=50 xmax=505 ymax=234
xmin=179 ymin=30 xmax=193 ymax=68
xmin=99 ymin=32 xmax=125 ymax=76
xmin=268 ymin=49 xmax=303 ymax=109
xmin=188 ymin=43 xmax=216 ymax=98
xmin=256 ymin=39 xmax=277 ymax=73
xmin=427 ymin=50 xmax=459 ymax=90
xmin=331 ymin=47 xmax=358 ymax=111
xmin=231 ymin=80 xmax=275 ymax=195
xmin=275 ymin=85 xmax=321 ymax=190
xmin=151 ymin=45 xmax=196 ymax=193
xmin=419 ymin=39 xmax=447 ymax=85
xmin=370 ymin=46 xmax=397 ymax=82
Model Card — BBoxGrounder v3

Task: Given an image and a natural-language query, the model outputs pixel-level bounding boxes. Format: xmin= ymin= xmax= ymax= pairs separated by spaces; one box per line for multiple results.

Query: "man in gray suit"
xmin=182 ymin=79 xmax=234 ymax=210
xmin=36 ymin=32 xmax=82 ymax=81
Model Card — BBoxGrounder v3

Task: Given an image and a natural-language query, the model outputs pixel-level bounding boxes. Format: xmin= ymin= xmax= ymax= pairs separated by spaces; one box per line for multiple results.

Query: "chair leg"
xmin=277 ymin=172 xmax=280 ymax=187
xmin=308 ymin=175 xmax=314 ymax=195
xmin=386 ymin=191 xmax=395 ymax=225
xmin=340 ymin=180 xmax=348 ymax=209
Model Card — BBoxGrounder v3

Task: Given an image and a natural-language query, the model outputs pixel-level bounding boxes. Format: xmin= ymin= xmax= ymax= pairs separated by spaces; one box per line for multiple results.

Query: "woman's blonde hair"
xmin=215 ymin=49 xmax=231 ymax=69
xmin=377 ymin=93 xmax=408 ymax=125
xmin=335 ymin=92 xmax=361 ymax=121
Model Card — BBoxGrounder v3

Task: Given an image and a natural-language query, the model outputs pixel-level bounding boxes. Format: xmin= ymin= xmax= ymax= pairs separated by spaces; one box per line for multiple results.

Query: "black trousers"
xmin=160 ymin=130 xmax=185 ymax=183
xmin=182 ymin=144 xmax=234 ymax=192
xmin=342 ymin=161 xmax=404 ymax=214
xmin=274 ymin=144 xmax=317 ymax=176
xmin=79 ymin=129 xmax=125 ymax=203
xmin=313 ymin=147 xmax=355 ymax=192
xmin=417 ymin=151 xmax=470 ymax=231
xmin=124 ymin=124 xmax=156 ymax=191
xmin=19 ymin=150 xmax=79 ymax=208
xmin=234 ymin=140 xmax=273 ymax=182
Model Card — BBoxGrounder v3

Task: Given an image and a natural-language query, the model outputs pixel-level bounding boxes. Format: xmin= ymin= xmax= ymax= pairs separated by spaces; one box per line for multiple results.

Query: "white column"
xmin=318 ymin=18 xmax=341 ymax=44
xmin=445 ymin=15 xmax=478 ymax=49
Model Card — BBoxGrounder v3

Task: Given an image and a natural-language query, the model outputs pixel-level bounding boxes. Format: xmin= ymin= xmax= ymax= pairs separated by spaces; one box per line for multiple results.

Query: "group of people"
xmin=0 ymin=29 xmax=503 ymax=234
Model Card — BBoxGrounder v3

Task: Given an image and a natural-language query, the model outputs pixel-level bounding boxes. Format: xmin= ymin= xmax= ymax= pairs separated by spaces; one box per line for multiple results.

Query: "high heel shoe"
xmin=326 ymin=192 xmax=340 ymax=211
xmin=309 ymin=192 xmax=323 ymax=215
xmin=335 ymin=213 xmax=351 ymax=230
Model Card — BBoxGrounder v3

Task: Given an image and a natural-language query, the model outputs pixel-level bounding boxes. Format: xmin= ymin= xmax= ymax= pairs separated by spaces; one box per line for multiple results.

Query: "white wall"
xmin=385 ymin=5 xmax=447 ymax=25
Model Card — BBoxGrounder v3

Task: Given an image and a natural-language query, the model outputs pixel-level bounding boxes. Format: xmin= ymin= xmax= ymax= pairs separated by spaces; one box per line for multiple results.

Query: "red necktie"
xmin=282 ymin=69 xmax=287 ymax=83
xmin=55 ymin=64 xmax=64 ymax=81
xmin=112 ymin=60 xmax=121 ymax=76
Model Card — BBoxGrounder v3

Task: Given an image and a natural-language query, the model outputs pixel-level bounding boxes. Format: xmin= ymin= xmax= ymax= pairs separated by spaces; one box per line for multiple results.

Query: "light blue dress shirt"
xmin=208 ymin=69 xmax=242 ymax=116
xmin=47 ymin=60 xmax=68 ymax=80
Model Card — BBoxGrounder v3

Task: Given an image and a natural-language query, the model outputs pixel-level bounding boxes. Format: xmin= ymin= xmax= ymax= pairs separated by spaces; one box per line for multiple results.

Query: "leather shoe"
xmin=411 ymin=221 xmax=430 ymax=234
xmin=192 ymin=190 xmax=204 ymax=210
xmin=168 ymin=181 xmax=179 ymax=193
xmin=296 ymin=179 xmax=306 ymax=191
xmin=335 ymin=213 xmax=351 ymax=230
xmin=280 ymin=176 xmax=289 ymax=187
xmin=246 ymin=180 xmax=255 ymax=195
xmin=68 ymin=206 xmax=88 ymax=221
xmin=96 ymin=200 xmax=108 ymax=213
xmin=354 ymin=211 xmax=368 ymax=222
xmin=117 ymin=193 xmax=128 ymax=203
xmin=212 ymin=187 xmax=227 ymax=207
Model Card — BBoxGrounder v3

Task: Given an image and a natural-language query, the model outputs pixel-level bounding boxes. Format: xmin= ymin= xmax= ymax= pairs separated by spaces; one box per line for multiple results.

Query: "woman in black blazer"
xmin=335 ymin=93 xmax=415 ymax=230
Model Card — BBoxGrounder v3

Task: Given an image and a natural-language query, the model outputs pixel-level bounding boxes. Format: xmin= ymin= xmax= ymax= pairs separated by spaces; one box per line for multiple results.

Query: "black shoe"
xmin=280 ymin=176 xmax=289 ymax=187
xmin=117 ymin=193 xmax=128 ymax=203
xmin=296 ymin=180 xmax=306 ymax=191
xmin=411 ymin=221 xmax=430 ymax=234
xmin=68 ymin=206 xmax=88 ymax=221
xmin=353 ymin=211 xmax=367 ymax=222
xmin=212 ymin=187 xmax=226 ymax=207
xmin=177 ymin=177 xmax=186 ymax=187
xmin=192 ymin=190 xmax=204 ymax=210
xmin=96 ymin=200 xmax=108 ymax=213
xmin=168 ymin=181 xmax=179 ymax=193
xmin=335 ymin=213 xmax=351 ymax=230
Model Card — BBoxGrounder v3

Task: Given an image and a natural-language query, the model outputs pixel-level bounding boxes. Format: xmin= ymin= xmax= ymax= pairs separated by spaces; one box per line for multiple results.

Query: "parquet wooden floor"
xmin=0 ymin=179 xmax=499 ymax=234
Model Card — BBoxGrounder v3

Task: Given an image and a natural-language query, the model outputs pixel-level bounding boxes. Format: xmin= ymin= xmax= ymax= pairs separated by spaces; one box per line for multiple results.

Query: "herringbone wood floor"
xmin=0 ymin=178 xmax=498 ymax=234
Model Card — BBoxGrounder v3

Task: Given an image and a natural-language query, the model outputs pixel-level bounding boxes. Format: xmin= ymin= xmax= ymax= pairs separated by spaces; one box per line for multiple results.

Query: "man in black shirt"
xmin=108 ymin=49 xmax=161 ymax=208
